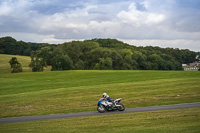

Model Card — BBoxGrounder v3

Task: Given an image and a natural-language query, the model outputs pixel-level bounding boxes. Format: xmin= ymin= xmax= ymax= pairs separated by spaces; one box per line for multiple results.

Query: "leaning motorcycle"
xmin=97 ymin=98 xmax=125 ymax=113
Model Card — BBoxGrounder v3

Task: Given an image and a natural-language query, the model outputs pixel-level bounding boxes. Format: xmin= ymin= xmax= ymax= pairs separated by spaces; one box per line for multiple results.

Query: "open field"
xmin=0 ymin=54 xmax=200 ymax=118
xmin=0 ymin=108 xmax=199 ymax=133
xmin=0 ymin=70 xmax=199 ymax=118
xmin=0 ymin=54 xmax=200 ymax=132
xmin=0 ymin=54 xmax=51 ymax=74
xmin=0 ymin=54 xmax=31 ymax=74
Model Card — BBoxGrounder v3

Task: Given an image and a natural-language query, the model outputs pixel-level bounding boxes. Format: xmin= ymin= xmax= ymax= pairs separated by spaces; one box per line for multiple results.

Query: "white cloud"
xmin=120 ymin=39 xmax=200 ymax=52
xmin=35 ymin=5 xmax=94 ymax=35
xmin=145 ymin=13 xmax=165 ymax=24
xmin=0 ymin=0 xmax=200 ymax=51
xmin=0 ymin=1 xmax=12 ymax=16
xmin=117 ymin=2 xmax=166 ymax=27
xmin=88 ymin=21 xmax=121 ymax=37
xmin=0 ymin=0 xmax=34 ymax=16
xmin=0 ymin=32 xmax=80 ymax=44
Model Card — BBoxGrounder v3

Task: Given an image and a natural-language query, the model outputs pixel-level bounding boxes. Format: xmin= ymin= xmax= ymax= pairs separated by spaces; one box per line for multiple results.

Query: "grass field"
xmin=0 ymin=54 xmax=31 ymax=74
xmin=0 ymin=54 xmax=200 ymax=132
xmin=0 ymin=108 xmax=199 ymax=133
xmin=0 ymin=54 xmax=51 ymax=74
xmin=0 ymin=69 xmax=200 ymax=117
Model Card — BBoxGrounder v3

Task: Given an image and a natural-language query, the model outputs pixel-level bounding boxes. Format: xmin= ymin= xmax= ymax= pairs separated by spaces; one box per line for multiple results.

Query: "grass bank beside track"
xmin=0 ymin=70 xmax=200 ymax=118
xmin=0 ymin=108 xmax=199 ymax=133
xmin=0 ymin=54 xmax=200 ymax=118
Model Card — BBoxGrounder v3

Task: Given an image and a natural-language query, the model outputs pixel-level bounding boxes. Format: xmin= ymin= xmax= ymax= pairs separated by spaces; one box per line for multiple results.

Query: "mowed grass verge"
xmin=0 ymin=54 xmax=200 ymax=118
xmin=0 ymin=70 xmax=200 ymax=118
xmin=0 ymin=108 xmax=199 ymax=133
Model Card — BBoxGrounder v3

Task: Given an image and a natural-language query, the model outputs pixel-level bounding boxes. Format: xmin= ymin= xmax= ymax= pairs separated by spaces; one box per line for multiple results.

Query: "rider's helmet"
xmin=102 ymin=93 xmax=108 ymax=98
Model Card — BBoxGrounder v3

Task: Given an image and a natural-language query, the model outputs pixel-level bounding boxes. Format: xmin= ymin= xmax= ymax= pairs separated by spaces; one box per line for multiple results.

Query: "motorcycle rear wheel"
xmin=117 ymin=103 xmax=125 ymax=111
xmin=97 ymin=105 xmax=106 ymax=113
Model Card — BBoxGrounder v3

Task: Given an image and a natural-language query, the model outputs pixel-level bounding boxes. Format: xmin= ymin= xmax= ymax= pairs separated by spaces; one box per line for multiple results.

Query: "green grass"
xmin=0 ymin=54 xmax=200 ymax=118
xmin=0 ymin=54 xmax=51 ymax=74
xmin=0 ymin=54 xmax=200 ymax=132
xmin=0 ymin=108 xmax=199 ymax=133
xmin=0 ymin=54 xmax=31 ymax=73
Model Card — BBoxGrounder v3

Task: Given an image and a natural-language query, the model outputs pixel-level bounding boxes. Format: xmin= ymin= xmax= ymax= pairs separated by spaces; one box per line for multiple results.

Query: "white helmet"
xmin=102 ymin=93 xmax=108 ymax=98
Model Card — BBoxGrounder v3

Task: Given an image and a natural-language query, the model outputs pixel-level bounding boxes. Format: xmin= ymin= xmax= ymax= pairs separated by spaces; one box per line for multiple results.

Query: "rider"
xmin=102 ymin=93 xmax=115 ymax=107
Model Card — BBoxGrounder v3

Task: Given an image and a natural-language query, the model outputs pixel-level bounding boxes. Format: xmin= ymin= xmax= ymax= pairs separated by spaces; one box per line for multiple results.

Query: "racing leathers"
xmin=104 ymin=96 xmax=115 ymax=107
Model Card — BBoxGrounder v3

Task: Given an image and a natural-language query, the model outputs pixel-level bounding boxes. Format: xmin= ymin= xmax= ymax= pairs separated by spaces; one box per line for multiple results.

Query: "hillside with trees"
xmin=0 ymin=36 xmax=197 ymax=71
xmin=0 ymin=36 xmax=56 ymax=56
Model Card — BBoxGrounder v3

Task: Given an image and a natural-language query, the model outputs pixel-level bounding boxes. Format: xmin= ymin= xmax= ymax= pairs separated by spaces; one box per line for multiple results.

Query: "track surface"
xmin=0 ymin=102 xmax=200 ymax=124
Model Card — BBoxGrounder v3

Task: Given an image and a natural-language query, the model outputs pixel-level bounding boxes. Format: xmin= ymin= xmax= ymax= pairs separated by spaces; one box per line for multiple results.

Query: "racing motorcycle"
xmin=97 ymin=98 xmax=125 ymax=113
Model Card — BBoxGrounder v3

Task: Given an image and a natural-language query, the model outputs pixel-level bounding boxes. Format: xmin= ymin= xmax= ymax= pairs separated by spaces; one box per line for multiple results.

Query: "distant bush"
xmin=9 ymin=57 xmax=23 ymax=73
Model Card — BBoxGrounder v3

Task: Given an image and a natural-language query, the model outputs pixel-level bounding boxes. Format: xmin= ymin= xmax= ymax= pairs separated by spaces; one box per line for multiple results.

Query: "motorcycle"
xmin=97 ymin=98 xmax=125 ymax=113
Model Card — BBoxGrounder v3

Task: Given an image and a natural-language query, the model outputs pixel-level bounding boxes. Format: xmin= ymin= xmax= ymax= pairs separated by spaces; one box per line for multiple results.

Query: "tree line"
xmin=0 ymin=36 xmax=54 ymax=56
xmin=0 ymin=36 xmax=197 ymax=71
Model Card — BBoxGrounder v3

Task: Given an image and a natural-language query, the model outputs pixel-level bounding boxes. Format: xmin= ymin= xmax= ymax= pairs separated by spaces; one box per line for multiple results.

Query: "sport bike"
xmin=97 ymin=98 xmax=125 ymax=113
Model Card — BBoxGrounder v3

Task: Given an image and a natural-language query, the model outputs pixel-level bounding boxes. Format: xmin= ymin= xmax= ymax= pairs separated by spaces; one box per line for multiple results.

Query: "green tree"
xmin=120 ymin=49 xmax=134 ymax=69
xmin=9 ymin=57 xmax=23 ymax=73
xmin=0 ymin=37 xmax=20 ymax=55
xmin=94 ymin=57 xmax=112 ymax=70
xmin=50 ymin=48 xmax=73 ymax=71
xmin=60 ymin=41 xmax=81 ymax=66
xmin=37 ymin=46 xmax=53 ymax=65
xmin=110 ymin=51 xmax=123 ymax=70
xmin=148 ymin=54 xmax=164 ymax=70
xmin=51 ymin=54 xmax=73 ymax=71
xmin=132 ymin=51 xmax=147 ymax=69
xmin=86 ymin=47 xmax=112 ymax=69
xmin=74 ymin=60 xmax=85 ymax=70
xmin=29 ymin=51 xmax=46 ymax=72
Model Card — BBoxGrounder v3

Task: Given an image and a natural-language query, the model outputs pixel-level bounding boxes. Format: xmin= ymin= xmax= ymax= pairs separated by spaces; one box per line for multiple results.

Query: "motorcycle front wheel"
xmin=97 ymin=105 xmax=106 ymax=113
xmin=117 ymin=103 xmax=125 ymax=111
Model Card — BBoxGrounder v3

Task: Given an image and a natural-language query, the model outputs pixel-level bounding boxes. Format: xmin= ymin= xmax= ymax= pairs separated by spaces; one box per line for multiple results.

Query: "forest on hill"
xmin=0 ymin=36 xmax=197 ymax=71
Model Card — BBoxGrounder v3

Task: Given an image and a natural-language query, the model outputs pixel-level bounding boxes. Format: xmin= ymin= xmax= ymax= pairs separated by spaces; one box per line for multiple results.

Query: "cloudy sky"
xmin=0 ymin=0 xmax=200 ymax=51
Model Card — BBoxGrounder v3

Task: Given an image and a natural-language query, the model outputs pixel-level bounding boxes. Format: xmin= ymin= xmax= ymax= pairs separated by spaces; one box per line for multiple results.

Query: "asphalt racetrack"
xmin=0 ymin=102 xmax=200 ymax=124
